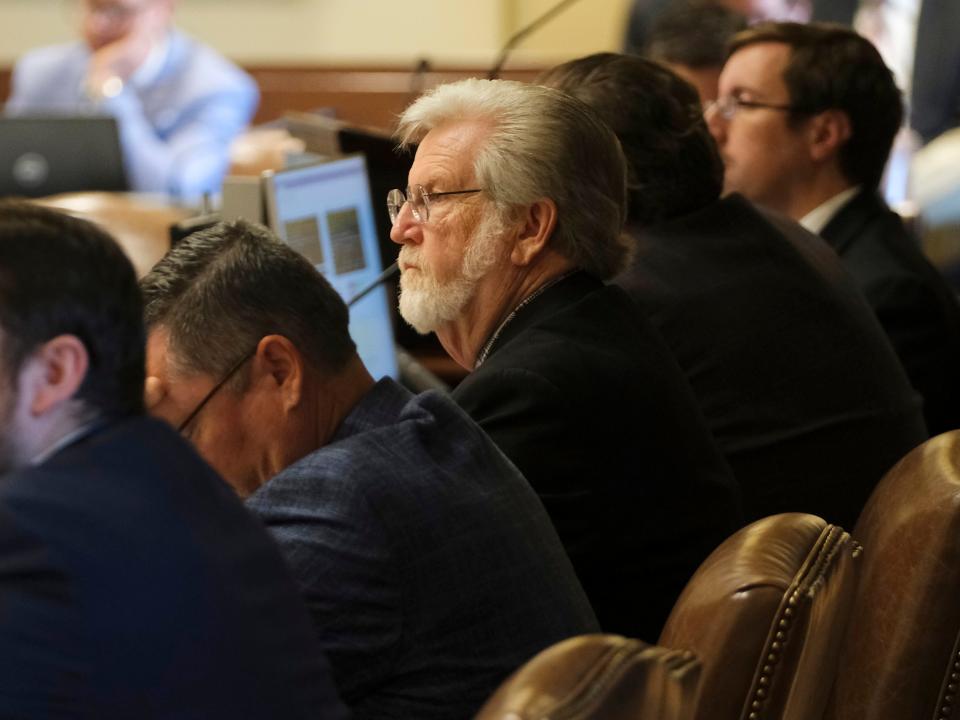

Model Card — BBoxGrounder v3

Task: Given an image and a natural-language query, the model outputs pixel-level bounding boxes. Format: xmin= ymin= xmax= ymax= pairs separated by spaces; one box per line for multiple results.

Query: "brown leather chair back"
xmin=659 ymin=513 xmax=860 ymax=720
xmin=474 ymin=634 xmax=701 ymax=720
xmin=825 ymin=431 xmax=960 ymax=720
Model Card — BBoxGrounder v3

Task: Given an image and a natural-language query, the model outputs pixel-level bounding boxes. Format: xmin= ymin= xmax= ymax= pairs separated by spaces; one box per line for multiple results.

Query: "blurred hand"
xmin=85 ymin=0 xmax=172 ymax=93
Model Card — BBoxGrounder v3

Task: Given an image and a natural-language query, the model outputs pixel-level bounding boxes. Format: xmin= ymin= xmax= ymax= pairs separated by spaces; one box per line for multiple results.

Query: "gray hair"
xmin=396 ymin=78 xmax=630 ymax=280
xmin=140 ymin=219 xmax=356 ymax=382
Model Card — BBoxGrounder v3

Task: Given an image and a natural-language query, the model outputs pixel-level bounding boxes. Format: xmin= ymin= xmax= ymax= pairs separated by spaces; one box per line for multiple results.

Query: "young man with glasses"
xmin=390 ymin=78 xmax=742 ymax=642
xmin=140 ymin=218 xmax=598 ymax=720
xmin=709 ymin=21 xmax=960 ymax=435
xmin=0 ymin=202 xmax=347 ymax=718
xmin=540 ymin=52 xmax=927 ymax=529
xmin=5 ymin=0 xmax=257 ymax=200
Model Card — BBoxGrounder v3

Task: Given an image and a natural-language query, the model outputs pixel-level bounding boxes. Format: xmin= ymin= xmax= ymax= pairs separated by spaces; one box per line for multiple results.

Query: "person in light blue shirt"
xmin=6 ymin=0 xmax=257 ymax=201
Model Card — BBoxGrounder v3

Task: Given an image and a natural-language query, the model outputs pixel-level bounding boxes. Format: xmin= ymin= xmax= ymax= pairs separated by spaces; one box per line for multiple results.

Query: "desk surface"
xmin=33 ymin=192 xmax=188 ymax=277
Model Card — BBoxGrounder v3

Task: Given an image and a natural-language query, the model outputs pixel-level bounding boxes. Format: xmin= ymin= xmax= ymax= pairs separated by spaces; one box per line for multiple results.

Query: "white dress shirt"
xmin=799 ymin=186 xmax=862 ymax=235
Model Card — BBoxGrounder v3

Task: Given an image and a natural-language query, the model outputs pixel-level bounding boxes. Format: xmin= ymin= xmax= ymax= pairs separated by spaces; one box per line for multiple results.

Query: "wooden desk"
xmin=33 ymin=192 xmax=189 ymax=277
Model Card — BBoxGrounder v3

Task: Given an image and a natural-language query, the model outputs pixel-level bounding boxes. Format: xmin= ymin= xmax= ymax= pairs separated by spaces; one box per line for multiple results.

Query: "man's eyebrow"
xmin=412 ymin=165 xmax=459 ymax=190
xmin=411 ymin=177 xmax=441 ymax=191
xmin=730 ymin=85 xmax=766 ymax=99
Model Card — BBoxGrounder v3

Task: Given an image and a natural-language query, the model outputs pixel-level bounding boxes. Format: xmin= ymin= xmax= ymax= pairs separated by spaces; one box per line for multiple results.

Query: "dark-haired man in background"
xmin=141 ymin=218 xmax=597 ymax=720
xmin=623 ymin=0 xmax=809 ymax=55
xmin=708 ymin=22 xmax=960 ymax=436
xmin=644 ymin=0 xmax=747 ymax=103
xmin=0 ymin=201 xmax=346 ymax=718
xmin=541 ymin=53 xmax=926 ymax=528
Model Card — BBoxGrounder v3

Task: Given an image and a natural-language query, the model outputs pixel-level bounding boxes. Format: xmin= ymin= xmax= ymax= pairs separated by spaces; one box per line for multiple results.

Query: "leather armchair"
xmin=474 ymin=634 xmax=700 ymax=720
xmin=659 ymin=513 xmax=860 ymax=720
xmin=825 ymin=431 xmax=960 ymax=720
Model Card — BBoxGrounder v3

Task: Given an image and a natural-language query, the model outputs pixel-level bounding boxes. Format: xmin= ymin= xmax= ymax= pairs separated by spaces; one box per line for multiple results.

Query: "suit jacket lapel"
xmin=482 ymin=271 xmax=602 ymax=360
xmin=819 ymin=189 xmax=886 ymax=255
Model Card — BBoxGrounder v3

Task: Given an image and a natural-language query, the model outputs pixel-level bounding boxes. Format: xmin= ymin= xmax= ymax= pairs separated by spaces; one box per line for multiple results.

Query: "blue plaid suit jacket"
xmin=246 ymin=378 xmax=597 ymax=720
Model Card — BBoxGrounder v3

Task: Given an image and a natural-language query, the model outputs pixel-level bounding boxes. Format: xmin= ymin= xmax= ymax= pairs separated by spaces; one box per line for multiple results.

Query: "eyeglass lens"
xmin=387 ymin=186 xmax=429 ymax=225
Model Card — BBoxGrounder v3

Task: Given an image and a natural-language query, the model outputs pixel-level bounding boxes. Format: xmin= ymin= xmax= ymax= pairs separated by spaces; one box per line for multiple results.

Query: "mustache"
xmin=399 ymin=246 xmax=424 ymax=268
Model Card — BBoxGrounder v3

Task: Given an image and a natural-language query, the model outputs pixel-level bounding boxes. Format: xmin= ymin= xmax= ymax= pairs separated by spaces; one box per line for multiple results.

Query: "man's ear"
xmin=144 ymin=376 xmax=166 ymax=411
xmin=27 ymin=335 xmax=89 ymax=417
xmin=806 ymin=109 xmax=852 ymax=163
xmin=510 ymin=198 xmax=558 ymax=267
xmin=253 ymin=335 xmax=305 ymax=411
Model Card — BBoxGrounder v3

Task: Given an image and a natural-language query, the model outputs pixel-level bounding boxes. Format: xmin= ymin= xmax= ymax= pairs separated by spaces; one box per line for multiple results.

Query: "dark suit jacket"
xmin=618 ymin=194 xmax=927 ymax=528
xmin=812 ymin=0 xmax=960 ymax=142
xmin=820 ymin=189 xmax=960 ymax=435
xmin=0 ymin=416 xmax=346 ymax=719
xmin=452 ymin=272 xmax=742 ymax=642
xmin=247 ymin=378 xmax=598 ymax=720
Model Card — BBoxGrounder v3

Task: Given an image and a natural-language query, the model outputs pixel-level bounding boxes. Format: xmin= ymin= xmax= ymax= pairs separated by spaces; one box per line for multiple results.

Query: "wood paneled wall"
xmin=1 ymin=65 xmax=544 ymax=132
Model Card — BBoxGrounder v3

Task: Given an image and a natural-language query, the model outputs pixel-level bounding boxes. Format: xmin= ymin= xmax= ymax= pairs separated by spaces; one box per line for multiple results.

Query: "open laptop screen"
xmin=0 ymin=116 xmax=127 ymax=197
xmin=264 ymin=155 xmax=399 ymax=380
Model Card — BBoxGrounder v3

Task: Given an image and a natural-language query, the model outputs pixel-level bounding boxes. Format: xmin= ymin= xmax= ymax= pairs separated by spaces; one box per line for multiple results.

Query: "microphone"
xmin=487 ymin=0 xmax=586 ymax=80
xmin=410 ymin=57 xmax=432 ymax=98
xmin=347 ymin=261 xmax=399 ymax=307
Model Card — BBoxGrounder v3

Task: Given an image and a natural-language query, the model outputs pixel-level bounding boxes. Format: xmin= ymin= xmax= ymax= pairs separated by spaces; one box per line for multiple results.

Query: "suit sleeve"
xmin=98 ymin=79 xmax=258 ymax=200
xmin=0 ymin=504 xmax=86 ymax=713
xmin=453 ymin=367 xmax=603 ymax=555
xmin=246 ymin=484 xmax=401 ymax=706
xmin=865 ymin=273 xmax=957 ymax=432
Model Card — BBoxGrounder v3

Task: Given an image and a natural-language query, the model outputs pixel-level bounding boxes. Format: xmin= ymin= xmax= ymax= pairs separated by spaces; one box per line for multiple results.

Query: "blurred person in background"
xmin=624 ymin=0 xmax=810 ymax=54
xmin=5 ymin=0 xmax=257 ymax=201
xmin=811 ymin=0 xmax=960 ymax=145
xmin=644 ymin=0 xmax=748 ymax=103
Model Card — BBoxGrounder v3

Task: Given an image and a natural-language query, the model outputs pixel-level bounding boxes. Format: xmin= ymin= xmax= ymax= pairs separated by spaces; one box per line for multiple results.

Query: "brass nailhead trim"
xmin=743 ymin=525 xmax=850 ymax=720
xmin=937 ymin=648 xmax=960 ymax=720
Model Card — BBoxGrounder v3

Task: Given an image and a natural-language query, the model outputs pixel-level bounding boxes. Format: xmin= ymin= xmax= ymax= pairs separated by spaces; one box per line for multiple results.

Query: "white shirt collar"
xmin=799 ymin=186 xmax=862 ymax=235
xmin=30 ymin=419 xmax=104 ymax=467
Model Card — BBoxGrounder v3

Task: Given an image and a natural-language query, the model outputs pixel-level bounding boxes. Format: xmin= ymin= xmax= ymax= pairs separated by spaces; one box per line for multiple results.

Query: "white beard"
xmin=398 ymin=211 xmax=504 ymax=335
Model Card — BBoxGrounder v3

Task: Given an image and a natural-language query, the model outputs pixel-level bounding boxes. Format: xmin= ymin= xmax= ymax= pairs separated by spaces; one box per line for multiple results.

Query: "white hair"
xmin=396 ymin=78 xmax=630 ymax=280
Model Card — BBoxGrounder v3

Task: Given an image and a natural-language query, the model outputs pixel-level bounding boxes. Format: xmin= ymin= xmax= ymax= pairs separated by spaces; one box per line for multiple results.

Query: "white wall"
xmin=0 ymin=0 xmax=631 ymax=66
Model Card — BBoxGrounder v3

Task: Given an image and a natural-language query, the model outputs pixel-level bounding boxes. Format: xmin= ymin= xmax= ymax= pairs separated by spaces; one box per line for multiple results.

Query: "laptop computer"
xmin=263 ymin=154 xmax=400 ymax=381
xmin=0 ymin=115 xmax=127 ymax=198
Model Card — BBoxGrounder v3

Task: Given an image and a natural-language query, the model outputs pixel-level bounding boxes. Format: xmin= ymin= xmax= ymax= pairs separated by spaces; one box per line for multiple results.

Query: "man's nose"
xmin=389 ymin=201 xmax=419 ymax=245
xmin=704 ymin=104 xmax=727 ymax=144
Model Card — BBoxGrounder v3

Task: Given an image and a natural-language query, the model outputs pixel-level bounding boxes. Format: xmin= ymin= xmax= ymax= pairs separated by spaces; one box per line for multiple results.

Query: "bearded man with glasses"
xmin=389 ymin=78 xmax=742 ymax=642
xmin=5 ymin=0 xmax=257 ymax=201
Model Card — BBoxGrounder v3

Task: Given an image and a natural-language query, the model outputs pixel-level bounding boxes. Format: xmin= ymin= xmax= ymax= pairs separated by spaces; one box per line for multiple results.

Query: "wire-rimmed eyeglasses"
xmin=177 ymin=348 xmax=256 ymax=434
xmin=705 ymin=95 xmax=812 ymax=121
xmin=387 ymin=185 xmax=483 ymax=225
